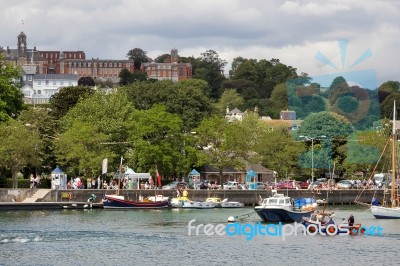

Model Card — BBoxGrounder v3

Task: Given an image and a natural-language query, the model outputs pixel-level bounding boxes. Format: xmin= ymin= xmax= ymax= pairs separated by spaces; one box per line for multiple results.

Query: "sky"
xmin=1 ymin=0 xmax=399 ymax=88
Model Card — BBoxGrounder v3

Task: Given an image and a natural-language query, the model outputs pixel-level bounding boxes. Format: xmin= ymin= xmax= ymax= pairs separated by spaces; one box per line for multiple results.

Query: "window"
xmin=114 ymin=62 xmax=117 ymax=67
xmin=38 ymin=80 xmax=42 ymax=86
xmin=37 ymin=90 xmax=41 ymax=95
xmin=28 ymin=76 xmax=32 ymax=81
xmin=88 ymin=63 xmax=91 ymax=67
xmin=53 ymin=80 xmax=57 ymax=86
xmin=45 ymin=80 xmax=49 ymax=85
xmin=119 ymin=63 xmax=122 ymax=67
xmin=126 ymin=63 xmax=130 ymax=67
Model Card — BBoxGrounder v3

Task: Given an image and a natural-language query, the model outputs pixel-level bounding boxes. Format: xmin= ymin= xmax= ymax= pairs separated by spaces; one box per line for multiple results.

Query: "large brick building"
xmin=140 ymin=49 xmax=192 ymax=82
xmin=1 ymin=32 xmax=135 ymax=83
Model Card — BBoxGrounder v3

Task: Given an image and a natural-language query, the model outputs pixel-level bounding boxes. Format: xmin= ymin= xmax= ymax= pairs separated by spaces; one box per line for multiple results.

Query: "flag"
xmin=102 ymin=158 xmax=108 ymax=175
xmin=156 ymin=167 xmax=162 ymax=188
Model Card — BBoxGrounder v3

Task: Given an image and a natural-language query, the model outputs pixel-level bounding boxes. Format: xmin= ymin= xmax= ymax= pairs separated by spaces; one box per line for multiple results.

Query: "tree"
xmin=257 ymin=125 xmax=304 ymax=178
xmin=154 ymin=53 xmax=170 ymax=63
xmin=78 ymin=76 xmax=95 ymax=87
xmin=126 ymin=48 xmax=151 ymax=69
xmin=121 ymin=80 xmax=214 ymax=131
xmin=59 ymin=90 xmax=137 ymax=171
xmin=0 ymin=120 xmax=41 ymax=188
xmin=378 ymin=81 xmax=400 ymax=106
xmin=296 ymin=111 xmax=355 ymax=174
xmin=127 ymin=104 xmax=192 ymax=177
xmin=119 ymin=68 xmax=134 ymax=85
xmin=48 ymin=86 xmax=95 ymax=120
xmin=192 ymin=50 xmax=227 ymax=99
xmin=0 ymin=54 xmax=24 ymax=122
xmin=195 ymin=116 xmax=246 ymax=184
xmin=216 ymin=89 xmax=244 ymax=115
xmin=18 ymin=107 xmax=58 ymax=172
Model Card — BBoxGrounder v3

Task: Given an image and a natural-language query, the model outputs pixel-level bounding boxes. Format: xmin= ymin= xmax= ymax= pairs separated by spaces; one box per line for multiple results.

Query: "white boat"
xmin=147 ymin=195 xmax=170 ymax=202
xmin=366 ymin=101 xmax=400 ymax=219
xmin=221 ymin=198 xmax=244 ymax=208
xmin=205 ymin=197 xmax=244 ymax=208
xmin=371 ymin=205 xmax=400 ymax=219
xmin=254 ymin=193 xmax=316 ymax=223
xmin=182 ymin=200 xmax=215 ymax=209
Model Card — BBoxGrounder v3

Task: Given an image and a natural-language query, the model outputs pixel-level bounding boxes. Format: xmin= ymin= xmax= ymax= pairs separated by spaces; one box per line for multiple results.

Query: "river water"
xmin=0 ymin=205 xmax=399 ymax=266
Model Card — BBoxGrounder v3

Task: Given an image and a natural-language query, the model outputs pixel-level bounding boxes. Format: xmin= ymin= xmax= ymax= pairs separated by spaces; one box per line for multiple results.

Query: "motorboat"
xmin=205 ymin=197 xmax=244 ymax=208
xmin=254 ymin=193 xmax=316 ymax=222
xmin=301 ymin=212 xmax=365 ymax=235
xmin=182 ymin=200 xmax=215 ymax=209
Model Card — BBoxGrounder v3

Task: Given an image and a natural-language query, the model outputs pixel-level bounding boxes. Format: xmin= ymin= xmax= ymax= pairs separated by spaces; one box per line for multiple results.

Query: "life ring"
xmin=328 ymin=226 xmax=336 ymax=234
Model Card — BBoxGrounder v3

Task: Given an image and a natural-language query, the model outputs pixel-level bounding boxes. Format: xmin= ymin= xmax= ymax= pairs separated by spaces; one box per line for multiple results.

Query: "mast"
xmin=392 ymin=101 xmax=396 ymax=208
xmin=118 ymin=156 xmax=123 ymax=196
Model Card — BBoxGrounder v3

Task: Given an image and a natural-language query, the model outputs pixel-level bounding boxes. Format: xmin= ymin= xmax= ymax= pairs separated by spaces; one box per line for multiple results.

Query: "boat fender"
xmin=227 ymin=216 xmax=236 ymax=223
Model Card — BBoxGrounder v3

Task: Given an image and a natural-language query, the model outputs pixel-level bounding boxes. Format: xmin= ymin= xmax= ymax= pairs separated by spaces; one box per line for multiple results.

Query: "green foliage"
xmin=55 ymin=121 xmax=113 ymax=177
xmin=57 ymin=90 xmax=136 ymax=174
xmin=121 ymin=80 xmax=214 ymax=131
xmin=0 ymin=54 xmax=24 ymax=122
xmin=126 ymin=48 xmax=151 ymax=69
xmin=17 ymin=107 xmax=58 ymax=170
xmin=192 ymin=50 xmax=227 ymax=99
xmin=378 ymin=81 xmax=400 ymax=103
xmin=297 ymin=111 xmax=354 ymax=139
xmin=216 ymin=89 xmax=244 ymax=115
xmin=48 ymin=86 xmax=95 ymax=120
xmin=119 ymin=69 xmax=147 ymax=85
xmin=127 ymin=104 xmax=193 ymax=176
xmin=195 ymin=115 xmax=247 ymax=183
xmin=0 ymin=120 xmax=41 ymax=188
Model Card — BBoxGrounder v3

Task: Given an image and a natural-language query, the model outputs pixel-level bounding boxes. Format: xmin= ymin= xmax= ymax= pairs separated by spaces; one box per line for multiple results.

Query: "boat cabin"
xmin=260 ymin=194 xmax=291 ymax=206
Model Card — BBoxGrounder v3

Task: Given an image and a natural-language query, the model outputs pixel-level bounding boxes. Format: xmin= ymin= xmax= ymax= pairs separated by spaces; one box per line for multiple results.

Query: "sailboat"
xmin=370 ymin=101 xmax=400 ymax=218
xmin=102 ymin=157 xmax=170 ymax=209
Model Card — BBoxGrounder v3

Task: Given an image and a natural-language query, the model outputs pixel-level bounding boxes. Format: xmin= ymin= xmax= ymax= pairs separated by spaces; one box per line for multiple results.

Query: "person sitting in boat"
xmin=348 ymin=214 xmax=354 ymax=226
xmin=182 ymin=189 xmax=188 ymax=198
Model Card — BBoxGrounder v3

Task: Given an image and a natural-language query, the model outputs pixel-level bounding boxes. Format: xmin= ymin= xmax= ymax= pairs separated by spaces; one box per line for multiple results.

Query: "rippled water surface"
xmin=0 ymin=206 xmax=399 ymax=266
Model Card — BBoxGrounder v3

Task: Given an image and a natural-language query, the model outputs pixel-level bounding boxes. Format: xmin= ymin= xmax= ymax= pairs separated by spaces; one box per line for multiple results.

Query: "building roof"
xmin=226 ymin=108 xmax=243 ymax=115
xmin=34 ymin=74 xmax=78 ymax=80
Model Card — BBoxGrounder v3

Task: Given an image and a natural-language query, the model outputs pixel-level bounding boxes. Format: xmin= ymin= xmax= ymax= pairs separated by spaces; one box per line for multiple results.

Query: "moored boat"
xmin=302 ymin=212 xmax=365 ymax=235
xmin=102 ymin=194 xmax=170 ymax=209
xmin=254 ymin=193 xmax=316 ymax=223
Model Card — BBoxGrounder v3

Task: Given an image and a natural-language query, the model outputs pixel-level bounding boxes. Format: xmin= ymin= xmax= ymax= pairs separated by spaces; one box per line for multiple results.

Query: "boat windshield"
xmin=262 ymin=198 xmax=290 ymax=205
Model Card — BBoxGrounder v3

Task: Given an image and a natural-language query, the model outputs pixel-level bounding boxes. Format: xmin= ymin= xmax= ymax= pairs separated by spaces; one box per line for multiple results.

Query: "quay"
xmin=0 ymin=188 xmax=383 ymax=210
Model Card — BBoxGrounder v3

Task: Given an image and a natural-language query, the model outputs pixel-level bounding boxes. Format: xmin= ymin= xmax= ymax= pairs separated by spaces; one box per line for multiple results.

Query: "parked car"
xmin=223 ymin=181 xmax=240 ymax=190
xmin=162 ymin=181 xmax=189 ymax=190
xmin=277 ymin=180 xmax=297 ymax=189
xmin=199 ymin=180 xmax=220 ymax=189
xmin=299 ymin=181 xmax=309 ymax=189
xmin=336 ymin=180 xmax=353 ymax=189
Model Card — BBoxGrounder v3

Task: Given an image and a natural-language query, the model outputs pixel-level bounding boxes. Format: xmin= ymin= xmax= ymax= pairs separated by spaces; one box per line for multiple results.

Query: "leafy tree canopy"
xmin=126 ymin=48 xmax=151 ymax=69
xmin=48 ymin=86 xmax=95 ymax=120
xmin=0 ymin=54 xmax=24 ymax=122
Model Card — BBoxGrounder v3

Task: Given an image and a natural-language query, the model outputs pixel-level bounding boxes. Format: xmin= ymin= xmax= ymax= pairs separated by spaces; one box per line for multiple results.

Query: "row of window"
xmin=37 ymin=80 xmax=73 ymax=86
xmin=67 ymin=62 xmax=130 ymax=68
xmin=41 ymin=53 xmax=84 ymax=59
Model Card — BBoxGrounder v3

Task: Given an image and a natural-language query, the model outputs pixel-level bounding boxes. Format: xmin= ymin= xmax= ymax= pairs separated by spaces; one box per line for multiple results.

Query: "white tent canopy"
xmin=124 ymin=167 xmax=151 ymax=189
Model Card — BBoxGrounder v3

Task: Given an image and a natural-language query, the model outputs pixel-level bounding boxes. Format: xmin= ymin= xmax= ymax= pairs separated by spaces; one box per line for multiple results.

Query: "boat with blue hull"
xmin=254 ymin=193 xmax=316 ymax=223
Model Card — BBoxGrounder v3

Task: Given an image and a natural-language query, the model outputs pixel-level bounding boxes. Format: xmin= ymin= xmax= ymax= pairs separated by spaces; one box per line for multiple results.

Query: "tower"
xmin=17 ymin=32 xmax=27 ymax=58
xmin=171 ymin=49 xmax=178 ymax=63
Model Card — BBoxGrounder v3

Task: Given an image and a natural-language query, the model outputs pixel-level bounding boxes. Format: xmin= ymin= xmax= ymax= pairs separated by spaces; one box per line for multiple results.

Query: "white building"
xmin=20 ymin=74 xmax=78 ymax=105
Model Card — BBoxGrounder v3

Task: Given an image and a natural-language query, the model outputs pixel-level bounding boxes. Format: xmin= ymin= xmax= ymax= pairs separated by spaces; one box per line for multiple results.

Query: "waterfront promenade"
xmin=0 ymin=188 xmax=382 ymax=207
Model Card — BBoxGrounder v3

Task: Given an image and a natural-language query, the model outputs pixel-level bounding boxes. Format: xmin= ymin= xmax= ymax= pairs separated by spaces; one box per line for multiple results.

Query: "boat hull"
xmin=371 ymin=205 xmax=400 ymax=219
xmin=255 ymin=207 xmax=314 ymax=223
xmin=182 ymin=201 xmax=215 ymax=209
xmin=103 ymin=195 xmax=170 ymax=209
xmin=221 ymin=202 xmax=244 ymax=208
